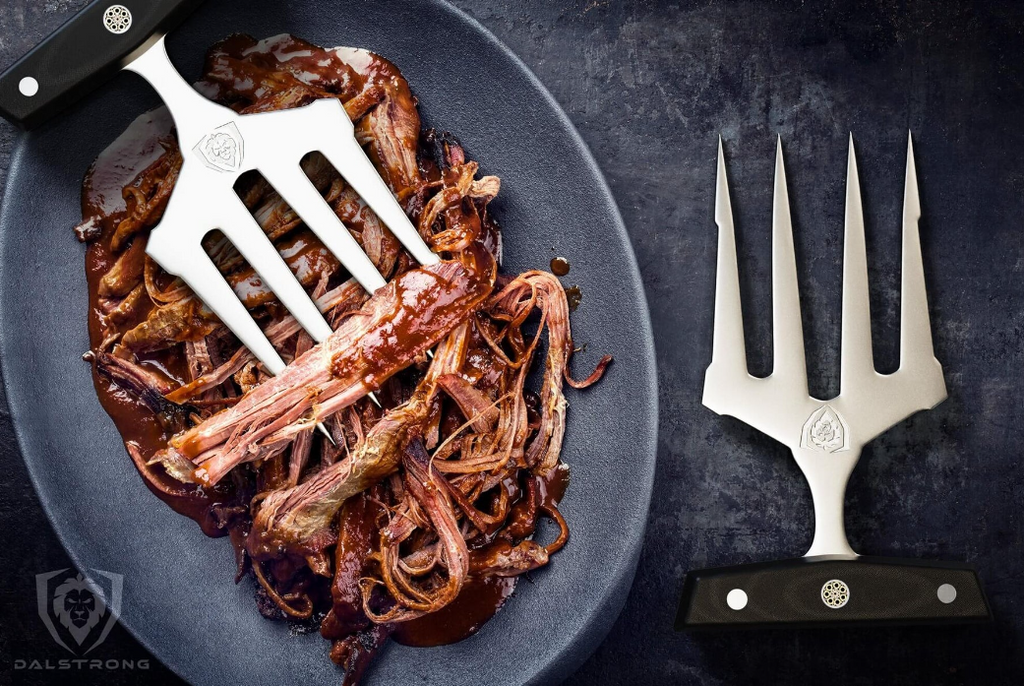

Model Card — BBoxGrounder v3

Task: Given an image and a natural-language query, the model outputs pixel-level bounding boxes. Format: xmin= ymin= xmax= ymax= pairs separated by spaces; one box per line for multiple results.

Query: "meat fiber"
xmin=153 ymin=256 xmax=494 ymax=487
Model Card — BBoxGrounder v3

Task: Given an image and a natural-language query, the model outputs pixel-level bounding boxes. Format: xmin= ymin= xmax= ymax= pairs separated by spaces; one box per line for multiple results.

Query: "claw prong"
xmin=839 ymin=133 xmax=875 ymax=393
xmin=898 ymin=133 xmax=945 ymax=410
xmin=770 ymin=136 xmax=807 ymax=386
xmin=708 ymin=136 xmax=747 ymax=374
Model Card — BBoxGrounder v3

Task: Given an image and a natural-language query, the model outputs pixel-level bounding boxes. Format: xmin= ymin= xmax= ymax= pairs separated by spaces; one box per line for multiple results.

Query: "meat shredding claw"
xmin=676 ymin=134 xmax=991 ymax=629
xmin=0 ymin=2 xmax=441 ymax=417
xmin=129 ymin=38 xmax=439 ymax=384
xmin=705 ymin=134 xmax=945 ymax=558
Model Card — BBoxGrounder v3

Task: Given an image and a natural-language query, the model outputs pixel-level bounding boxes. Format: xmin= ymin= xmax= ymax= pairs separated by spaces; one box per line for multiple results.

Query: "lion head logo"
xmin=53 ymin=574 xmax=107 ymax=646
xmin=36 ymin=568 xmax=123 ymax=655
xmin=193 ymin=121 xmax=245 ymax=173
xmin=799 ymin=404 xmax=850 ymax=454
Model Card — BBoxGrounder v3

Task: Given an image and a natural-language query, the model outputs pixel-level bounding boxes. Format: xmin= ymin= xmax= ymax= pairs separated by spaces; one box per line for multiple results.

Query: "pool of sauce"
xmin=81 ymin=108 xmax=244 ymax=537
xmin=564 ymin=285 xmax=583 ymax=311
xmin=392 ymin=576 xmax=515 ymax=646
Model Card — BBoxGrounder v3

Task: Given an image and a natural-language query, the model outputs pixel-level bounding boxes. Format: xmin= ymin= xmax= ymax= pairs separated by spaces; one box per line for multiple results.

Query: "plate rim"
xmin=0 ymin=1 xmax=659 ymax=683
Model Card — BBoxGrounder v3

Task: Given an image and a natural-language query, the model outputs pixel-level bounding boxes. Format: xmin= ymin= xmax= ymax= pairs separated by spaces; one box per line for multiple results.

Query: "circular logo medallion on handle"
xmin=821 ymin=579 xmax=850 ymax=609
xmin=103 ymin=5 xmax=133 ymax=34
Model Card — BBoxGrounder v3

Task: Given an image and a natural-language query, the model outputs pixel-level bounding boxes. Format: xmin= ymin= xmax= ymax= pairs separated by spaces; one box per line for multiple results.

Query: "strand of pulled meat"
xmin=152 ymin=256 xmax=493 ymax=487
xmin=360 ymin=436 xmax=468 ymax=623
xmin=417 ymin=161 xmax=500 ymax=253
xmin=494 ymin=271 xmax=572 ymax=475
xmin=248 ymin=319 xmax=472 ymax=558
xmin=164 ymin=278 xmax=366 ymax=404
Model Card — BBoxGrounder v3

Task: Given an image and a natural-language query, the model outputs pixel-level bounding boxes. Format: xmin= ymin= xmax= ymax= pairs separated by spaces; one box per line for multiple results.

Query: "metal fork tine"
xmin=708 ymin=137 xmax=747 ymax=374
xmin=840 ymin=134 xmax=875 ymax=392
xmin=899 ymin=133 xmax=938 ymax=372
xmin=771 ymin=137 xmax=807 ymax=386
xmin=221 ymin=196 xmax=334 ymax=343
xmin=170 ymin=250 xmax=288 ymax=376
xmin=320 ymin=137 xmax=441 ymax=266
xmin=260 ymin=165 xmax=389 ymax=294
xmin=218 ymin=199 xmax=362 ymax=426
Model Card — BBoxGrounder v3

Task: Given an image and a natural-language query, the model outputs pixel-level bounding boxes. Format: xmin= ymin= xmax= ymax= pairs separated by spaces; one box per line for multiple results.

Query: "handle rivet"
xmin=726 ymin=588 xmax=748 ymax=610
xmin=18 ymin=77 xmax=38 ymax=97
xmin=103 ymin=5 xmax=132 ymax=34
xmin=937 ymin=583 xmax=957 ymax=604
xmin=821 ymin=579 xmax=850 ymax=609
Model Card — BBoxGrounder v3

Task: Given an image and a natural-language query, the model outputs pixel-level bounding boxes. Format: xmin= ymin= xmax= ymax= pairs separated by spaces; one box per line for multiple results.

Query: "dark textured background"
xmin=2 ymin=1 xmax=1023 ymax=684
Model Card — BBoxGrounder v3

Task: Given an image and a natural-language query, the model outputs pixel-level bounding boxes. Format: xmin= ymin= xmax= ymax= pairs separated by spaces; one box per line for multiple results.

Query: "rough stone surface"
xmin=2 ymin=1 xmax=1023 ymax=684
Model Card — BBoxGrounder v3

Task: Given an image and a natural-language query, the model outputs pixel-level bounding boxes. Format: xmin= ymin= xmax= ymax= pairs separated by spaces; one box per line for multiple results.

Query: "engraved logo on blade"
xmin=800 ymin=404 xmax=850 ymax=453
xmin=193 ymin=123 xmax=244 ymax=173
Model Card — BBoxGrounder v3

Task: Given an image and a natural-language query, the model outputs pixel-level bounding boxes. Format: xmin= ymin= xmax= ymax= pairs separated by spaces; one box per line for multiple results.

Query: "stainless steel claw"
xmin=705 ymin=133 xmax=946 ymax=557
xmin=123 ymin=37 xmax=440 ymax=412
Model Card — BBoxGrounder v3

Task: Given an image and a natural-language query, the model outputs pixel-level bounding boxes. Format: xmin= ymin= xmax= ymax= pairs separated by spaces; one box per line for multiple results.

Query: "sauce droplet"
xmin=564 ymin=285 xmax=582 ymax=311
xmin=549 ymin=257 xmax=571 ymax=276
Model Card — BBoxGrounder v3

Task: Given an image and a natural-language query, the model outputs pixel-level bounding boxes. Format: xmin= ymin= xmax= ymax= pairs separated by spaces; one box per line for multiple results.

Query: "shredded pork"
xmin=78 ymin=32 xmax=611 ymax=685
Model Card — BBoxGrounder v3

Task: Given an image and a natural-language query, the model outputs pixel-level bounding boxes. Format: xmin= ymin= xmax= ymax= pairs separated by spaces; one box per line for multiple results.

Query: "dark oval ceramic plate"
xmin=0 ymin=1 xmax=657 ymax=684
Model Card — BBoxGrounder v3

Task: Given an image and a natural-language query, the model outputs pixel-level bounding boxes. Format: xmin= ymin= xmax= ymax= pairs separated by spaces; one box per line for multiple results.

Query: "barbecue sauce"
xmin=549 ymin=256 xmax=570 ymax=276
xmin=80 ymin=108 xmax=245 ymax=537
xmin=565 ymin=285 xmax=583 ymax=311
xmin=392 ymin=576 xmax=515 ymax=647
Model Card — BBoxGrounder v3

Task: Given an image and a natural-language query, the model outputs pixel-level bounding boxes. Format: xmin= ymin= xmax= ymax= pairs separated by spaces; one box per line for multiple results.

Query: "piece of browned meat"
xmin=153 ymin=254 xmax=494 ymax=487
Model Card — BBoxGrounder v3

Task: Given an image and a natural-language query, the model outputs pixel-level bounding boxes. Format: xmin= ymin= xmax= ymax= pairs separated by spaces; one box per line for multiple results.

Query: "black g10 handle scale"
xmin=0 ymin=0 xmax=204 ymax=129
xmin=676 ymin=555 xmax=991 ymax=629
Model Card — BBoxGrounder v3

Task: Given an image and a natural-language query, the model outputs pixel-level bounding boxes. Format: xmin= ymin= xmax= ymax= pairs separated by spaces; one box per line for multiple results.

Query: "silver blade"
xmin=840 ymin=134 xmax=875 ymax=393
xmin=695 ymin=134 xmax=951 ymax=560
xmin=771 ymin=137 xmax=807 ymax=387
xmin=261 ymin=164 xmax=388 ymax=294
xmin=900 ymin=133 xmax=941 ymax=377
xmin=707 ymin=136 xmax=747 ymax=376
xmin=320 ymin=134 xmax=441 ymax=266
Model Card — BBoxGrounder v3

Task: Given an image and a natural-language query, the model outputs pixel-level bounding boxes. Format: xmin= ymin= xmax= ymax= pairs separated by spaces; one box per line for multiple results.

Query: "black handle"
xmin=676 ymin=556 xmax=991 ymax=629
xmin=0 ymin=0 xmax=204 ymax=129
